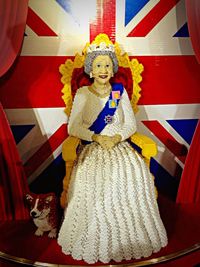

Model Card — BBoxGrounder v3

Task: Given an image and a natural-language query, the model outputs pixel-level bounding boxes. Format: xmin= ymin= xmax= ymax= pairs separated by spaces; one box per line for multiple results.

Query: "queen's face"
xmin=92 ymin=55 xmax=113 ymax=86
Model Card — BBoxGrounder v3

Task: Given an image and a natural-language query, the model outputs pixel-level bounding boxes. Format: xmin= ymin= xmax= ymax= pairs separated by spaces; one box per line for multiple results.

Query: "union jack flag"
xmin=1 ymin=0 xmax=200 ymax=199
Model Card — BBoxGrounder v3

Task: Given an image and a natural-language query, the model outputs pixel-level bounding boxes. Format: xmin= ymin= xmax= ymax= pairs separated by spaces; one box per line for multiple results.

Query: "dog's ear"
xmin=25 ymin=194 xmax=34 ymax=203
xmin=45 ymin=195 xmax=53 ymax=203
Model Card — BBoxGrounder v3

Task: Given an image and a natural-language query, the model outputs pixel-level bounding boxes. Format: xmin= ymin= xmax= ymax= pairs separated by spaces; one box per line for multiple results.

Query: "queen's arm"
xmin=68 ymin=87 xmax=95 ymax=142
xmin=112 ymin=89 xmax=158 ymax=163
xmin=60 ymin=88 xmax=95 ymax=208
xmin=114 ymin=89 xmax=157 ymax=162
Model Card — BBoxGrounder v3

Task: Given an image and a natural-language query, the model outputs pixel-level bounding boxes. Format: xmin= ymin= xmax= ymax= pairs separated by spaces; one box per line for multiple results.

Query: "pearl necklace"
xmin=89 ymin=83 xmax=111 ymax=98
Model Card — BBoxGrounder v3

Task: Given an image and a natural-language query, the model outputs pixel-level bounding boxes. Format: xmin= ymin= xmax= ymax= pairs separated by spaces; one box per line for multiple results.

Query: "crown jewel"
xmin=84 ymin=33 xmax=115 ymax=55
xmin=87 ymin=42 xmax=115 ymax=53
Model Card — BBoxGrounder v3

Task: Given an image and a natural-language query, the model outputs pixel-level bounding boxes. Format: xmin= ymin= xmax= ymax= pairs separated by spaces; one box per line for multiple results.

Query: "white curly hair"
xmin=84 ymin=50 xmax=118 ymax=76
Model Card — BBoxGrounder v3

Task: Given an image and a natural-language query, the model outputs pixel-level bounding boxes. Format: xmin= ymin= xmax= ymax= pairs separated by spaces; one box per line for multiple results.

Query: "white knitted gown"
xmin=58 ymin=86 xmax=168 ymax=264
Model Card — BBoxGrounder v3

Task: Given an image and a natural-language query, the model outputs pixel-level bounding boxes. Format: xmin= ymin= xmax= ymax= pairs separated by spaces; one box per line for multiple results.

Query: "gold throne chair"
xmin=59 ymin=34 xmax=158 ymax=207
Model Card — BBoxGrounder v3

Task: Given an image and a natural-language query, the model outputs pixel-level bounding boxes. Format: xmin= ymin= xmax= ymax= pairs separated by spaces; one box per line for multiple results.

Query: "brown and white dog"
xmin=25 ymin=192 xmax=59 ymax=238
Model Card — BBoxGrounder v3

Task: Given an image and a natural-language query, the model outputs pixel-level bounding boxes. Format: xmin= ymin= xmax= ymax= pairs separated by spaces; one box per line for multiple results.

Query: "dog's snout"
xmin=31 ymin=211 xmax=37 ymax=218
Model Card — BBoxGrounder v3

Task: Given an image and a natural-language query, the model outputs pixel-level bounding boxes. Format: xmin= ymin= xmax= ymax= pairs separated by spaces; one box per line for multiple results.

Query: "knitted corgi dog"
xmin=25 ymin=192 xmax=59 ymax=238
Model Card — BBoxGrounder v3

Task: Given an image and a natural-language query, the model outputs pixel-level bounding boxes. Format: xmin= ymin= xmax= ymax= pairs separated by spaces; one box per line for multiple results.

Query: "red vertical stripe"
xmin=90 ymin=0 xmax=116 ymax=42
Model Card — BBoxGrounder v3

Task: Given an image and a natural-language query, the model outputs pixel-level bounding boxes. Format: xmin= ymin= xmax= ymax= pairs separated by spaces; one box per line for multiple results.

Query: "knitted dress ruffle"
xmin=58 ymin=141 xmax=168 ymax=264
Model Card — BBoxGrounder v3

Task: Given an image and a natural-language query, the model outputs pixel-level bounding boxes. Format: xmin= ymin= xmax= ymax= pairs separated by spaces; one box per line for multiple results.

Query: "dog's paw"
xmin=48 ymin=232 xmax=57 ymax=238
xmin=35 ymin=228 xmax=44 ymax=236
xmin=48 ymin=228 xmax=57 ymax=238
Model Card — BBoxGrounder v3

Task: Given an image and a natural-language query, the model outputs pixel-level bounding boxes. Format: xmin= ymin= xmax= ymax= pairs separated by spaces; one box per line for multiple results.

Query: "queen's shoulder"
xmin=75 ymin=86 xmax=90 ymax=96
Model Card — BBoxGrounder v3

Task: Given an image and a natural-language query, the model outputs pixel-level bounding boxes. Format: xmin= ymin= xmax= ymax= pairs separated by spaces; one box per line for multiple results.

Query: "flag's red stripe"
xmin=143 ymin=120 xmax=187 ymax=163
xmin=128 ymin=0 xmax=180 ymax=37
xmin=0 ymin=55 xmax=200 ymax=108
xmin=26 ymin=7 xmax=57 ymax=36
xmin=90 ymin=0 xmax=116 ymax=42
xmin=24 ymin=124 xmax=67 ymax=177
xmin=0 ymin=56 xmax=67 ymax=108
xmin=137 ymin=55 xmax=200 ymax=105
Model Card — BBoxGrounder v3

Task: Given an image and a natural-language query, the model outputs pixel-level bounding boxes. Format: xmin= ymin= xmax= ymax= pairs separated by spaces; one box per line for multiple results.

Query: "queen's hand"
xmin=92 ymin=134 xmax=122 ymax=149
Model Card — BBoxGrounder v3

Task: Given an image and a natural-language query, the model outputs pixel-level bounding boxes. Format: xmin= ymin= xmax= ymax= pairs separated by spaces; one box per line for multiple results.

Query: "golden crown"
xmin=87 ymin=42 xmax=115 ymax=53
xmin=83 ymin=33 xmax=116 ymax=55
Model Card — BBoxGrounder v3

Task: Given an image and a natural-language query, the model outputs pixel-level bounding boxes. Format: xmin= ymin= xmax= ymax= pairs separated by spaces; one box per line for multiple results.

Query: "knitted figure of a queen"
xmin=57 ymin=39 xmax=168 ymax=264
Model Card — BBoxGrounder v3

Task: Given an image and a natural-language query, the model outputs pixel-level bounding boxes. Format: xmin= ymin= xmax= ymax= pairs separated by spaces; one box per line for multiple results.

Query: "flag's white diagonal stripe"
xmin=125 ymin=0 xmax=159 ymax=36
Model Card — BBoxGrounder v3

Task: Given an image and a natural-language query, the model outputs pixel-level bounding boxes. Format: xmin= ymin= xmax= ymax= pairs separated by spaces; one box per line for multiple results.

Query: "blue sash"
xmin=89 ymin=83 xmax=124 ymax=134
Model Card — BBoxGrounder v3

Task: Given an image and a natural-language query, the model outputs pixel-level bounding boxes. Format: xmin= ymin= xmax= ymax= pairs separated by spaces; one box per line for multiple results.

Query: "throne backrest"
xmin=59 ymin=34 xmax=144 ymax=117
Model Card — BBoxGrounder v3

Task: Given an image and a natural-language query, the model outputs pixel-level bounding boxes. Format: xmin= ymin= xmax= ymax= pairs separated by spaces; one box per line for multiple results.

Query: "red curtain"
xmin=0 ymin=0 xmax=28 ymax=77
xmin=177 ymin=1 xmax=200 ymax=202
xmin=0 ymin=103 xmax=30 ymax=220
xmin=185 ymin=0 xmax=200 ymax=64
xmin=176 ymin=120 xmax=200 ymax=203
xmin=0 ymin=0 xmax=29 ymax=220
